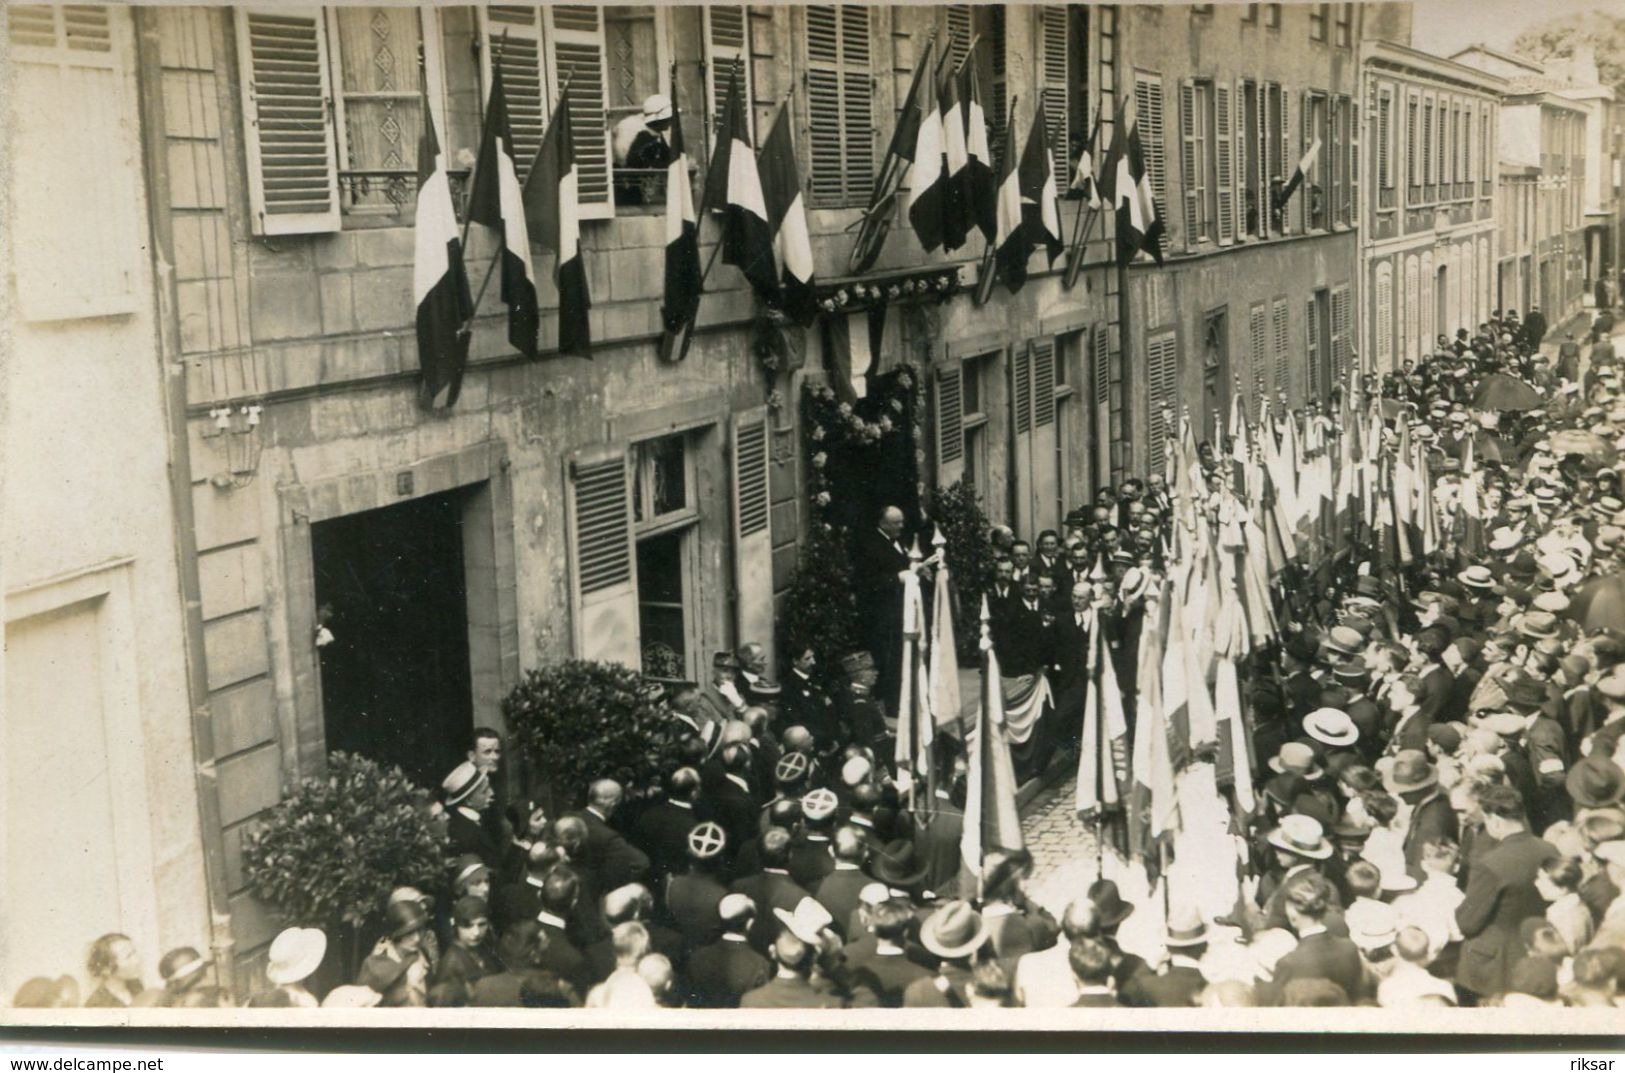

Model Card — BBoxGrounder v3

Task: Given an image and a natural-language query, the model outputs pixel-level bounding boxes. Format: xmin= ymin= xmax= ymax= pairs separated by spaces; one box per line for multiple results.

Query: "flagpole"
xmin=975 ymin=92 xmax=1018 ymax=306
xmin=461 ymin=30 xmax=510 ymax=251
xmin=1062 ymin=107 xmax=1105 ymax=291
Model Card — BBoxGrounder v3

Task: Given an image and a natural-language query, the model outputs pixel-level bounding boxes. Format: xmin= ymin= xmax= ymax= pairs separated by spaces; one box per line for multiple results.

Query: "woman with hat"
xmin=131 ymin=946 xmax=213 ymax=1007
xmin=361 ymin=901 xmax=432 ymax=1007
xmin=248 ymin=927 xmax=327 ymax=1008
xmin=432 ymin=895 xmax=501 ymax=994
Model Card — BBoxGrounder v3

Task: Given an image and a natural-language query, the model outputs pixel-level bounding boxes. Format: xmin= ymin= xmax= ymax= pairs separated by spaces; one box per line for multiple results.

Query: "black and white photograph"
xmin=5 ymin=0 xmax=1625 ymax=1039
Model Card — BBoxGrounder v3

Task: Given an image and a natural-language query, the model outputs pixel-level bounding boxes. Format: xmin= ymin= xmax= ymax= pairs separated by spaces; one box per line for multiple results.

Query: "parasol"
xmin=1472 ymin=373 xmax=1543 ymax=412
xmin=1550 ymin=428 xmax=1618 ymax=464
xmin=1566 ymin=574 xmax=1625 ymax=633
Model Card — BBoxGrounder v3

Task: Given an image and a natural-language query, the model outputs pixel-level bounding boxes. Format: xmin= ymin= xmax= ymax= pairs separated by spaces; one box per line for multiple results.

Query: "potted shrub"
xmin=242 ymin=751 xmax=445 ymax=987
xmin=781 ymin=520 xmax=863 ymax=686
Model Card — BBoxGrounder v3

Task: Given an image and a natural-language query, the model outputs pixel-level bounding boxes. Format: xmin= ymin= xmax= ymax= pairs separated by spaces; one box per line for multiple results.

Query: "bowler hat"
xmin=919 ymin=901 xmax=989 ymax=959
xmin=1086 ymin=879 xmax=1136 ymax=928
xmin=1332 ymin=657 xmax=1370 ymax=682
xmin=1567 ymin=756 xmax=1625 ymax=809
xmin=1382 ymin=750 xmax=1439 ymax=795
xmin=1322 ymin=627 xmax=1365 ymax=659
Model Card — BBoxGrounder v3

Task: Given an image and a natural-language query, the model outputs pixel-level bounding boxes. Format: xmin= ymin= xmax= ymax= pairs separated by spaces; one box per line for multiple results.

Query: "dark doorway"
xmin=312 ymin=489 xmax=474 ymax=789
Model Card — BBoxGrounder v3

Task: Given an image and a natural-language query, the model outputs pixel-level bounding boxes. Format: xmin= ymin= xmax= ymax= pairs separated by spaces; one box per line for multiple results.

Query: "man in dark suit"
xmin=842 ymin=900 xmax=931 ymax=1006
xmin=631 ymin=767 xmax=708 ymax=885
xmin=1383 ymin=751 xmax=1459 ymax=879
xmin=994 ymin=574 xmax=1052 ymax=679
xmin=739 ymin=931 xmax=843 ymax=1008
xmin=780 ymin=645 xmax=841 ymax=746
xmin=1454 ymin=784 xmax=1559 ymax=1002
xmin=667 ymin=821 xmax=732 ymax=952
xmin=566 ymin=779 xmax=650 ymax=894
xmin=706 ymin=745 xmax=761 ymax=868
xmin=851 ymin=506 xmax=915 ymax=716
xmin=490 ymin=842 xmax=554 ymax=934
xmin=1048 ymin=580 xmax=1093 ymax=754
xmin=729 ymin=828 xmax=813 ymax=954
xmin=685 ymin=894 xmax=771 ymax=1007
xmin=1120 ymin=909 xmax=1208 ymax=1007
xmin=1413 ymin=628 xmax=1455 ymax=728
xmin=788 ymin=789 xmax=839 ymax=890
xmin=986 ymin=557 xmax=1018 ymax=621
xmin=1262 ymin=873 xmax=1365 ymax=1005
xmin=533 ymin=868 xmax=593 ymax=994
xmin=813 ymin=827 xmax=872 ymax=938
xmin=442 ymin=762 xmax=502 ymax=867
xmin=1069 ymin=938 xmax=1127 ymax=1007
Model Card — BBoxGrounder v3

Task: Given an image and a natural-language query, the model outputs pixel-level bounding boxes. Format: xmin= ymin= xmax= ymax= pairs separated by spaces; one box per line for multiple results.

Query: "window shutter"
xmin=935 ymin=362 xmax=965 ymax=488
xmin=234 ymin=7 xmax=341 ymax=236
xmin=1013 ymin=345 xmax=1033 ymax=436
xmin=805 ymin=6 xmax=873 ymax=208
xmin=1331 ymin=286 xmax=1349 ymax=386
xmin=479 ymin=8 xmax=546 ymax=181
xmin=1348 ymin=95 xmax=1359 ymax=227
xmin=1033 ymin=338 xmax=1056 ymax=428
xmin=566 ymin=446 xmax=640 ymax=666
xmin=1093 ymin=325 xmax=1111 ymax=409
xmin=1135 ymin=73 xmax=1166 ymax=207
xmin=1233 ymin=82 xmax=1246 ymax=242
xmin=1180 ymin=81 xmax=1198 ymax=245
xmin=9 ymin=4 xmax=145 ymax=321
xmin=543 ymin=5 xmax=614 ymax=219
xmin=1375 ymin=264 xmax=1394 ymax=368
xmin=946 ymin=4 xmax=972 ymax=67
xmin=731 ymin=410 xmax=775 ymax=673
xmin=1276 ymin=85 xmax=1290 ymax=234
xmin=1250 ymin=303 xmax=1267 ymax=418
xmin=1272 ymin=296 xmax=1289 ymax=401
xmin=1146 ymin=331 xmax=1178 ymax=475
xmin=1039 ymin=6 xmax=1069 ymax=184
xmin=839 ymin=6 xmax=874 ymax=205
xmin=703 ymin=6 xmax=753 ymax=145
xmin=1306 ymin=297 xmax=1320 ymax=398
xmin=1258 ymin=83 xmax=1271 ymax=237
xmin=1216 ymin=82 xmax=1234 ymax=244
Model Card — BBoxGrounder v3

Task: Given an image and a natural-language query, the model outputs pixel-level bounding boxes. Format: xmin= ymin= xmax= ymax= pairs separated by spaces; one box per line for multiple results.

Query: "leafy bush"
xmin=503 ymin=660 xmax=685 ymax=808
xmin=781 ymin=520 xmax=863 ymax=677
xmin=931 ymin=481 xmax=996 ymax=665
xmin=243 ymin=751 xmax=444 ymax=930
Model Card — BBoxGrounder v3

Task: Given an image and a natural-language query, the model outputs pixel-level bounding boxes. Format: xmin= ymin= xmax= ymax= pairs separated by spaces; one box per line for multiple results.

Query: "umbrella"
xmin=1550 ymin=428 xmax=1618 ymax=464
xmin=1472 ymin=373 xmax=1543 ymax=412
xmin=1567 ymin=574 xmax=1625 ymax=633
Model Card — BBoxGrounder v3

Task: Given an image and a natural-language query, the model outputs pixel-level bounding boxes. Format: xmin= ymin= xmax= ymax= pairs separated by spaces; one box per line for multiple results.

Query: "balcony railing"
xmin=612 ymin=167 xmax=669 ymax=210
xmin=338 ymin=169 xmax=418 ymax=215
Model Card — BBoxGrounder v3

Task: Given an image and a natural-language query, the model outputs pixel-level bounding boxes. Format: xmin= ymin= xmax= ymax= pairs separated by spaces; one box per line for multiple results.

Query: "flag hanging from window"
xmin=1102 ymin=92 xmax=1166 ymax=268
xmin=1067 ymin=108 xmax=1103 ymax=210
xmin=468 ymin=65 xmax=539 ymax=359
xmin=659 ymin=73 xmax=701 ymax=358
xmin=413 ymin=100 xmax=474 ymax=409
xmin=1019 ymin=102 xmax=1064 ymax=266
xmin=907 ymin=43 xmax=946 ymax=253
xmin=710 ymin=65 xmax=778 ymax=302
xmin=962 ymin=61 xmax=996 ymax=243
xmin=759 ymin=103 xmax=817 ymax=326
xmin=1275 ymin=136 xmax=1322 ymax=209
xmin=523 ymin=83 xmax=591 ymax=358
xmin=940 ymin=63 xmax=969 ymax=252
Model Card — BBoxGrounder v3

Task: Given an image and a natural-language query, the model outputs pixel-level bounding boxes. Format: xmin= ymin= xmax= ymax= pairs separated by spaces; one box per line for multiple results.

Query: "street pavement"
xmin=1019 ymin=774 xmax=1095 ymax=917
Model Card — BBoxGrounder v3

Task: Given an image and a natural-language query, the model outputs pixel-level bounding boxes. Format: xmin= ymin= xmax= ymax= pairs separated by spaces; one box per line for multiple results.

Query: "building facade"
xmin=1357 ymin=40 xmax=1503 ymax=371
xmin=2 ymin=5 xmax=217 ymax=999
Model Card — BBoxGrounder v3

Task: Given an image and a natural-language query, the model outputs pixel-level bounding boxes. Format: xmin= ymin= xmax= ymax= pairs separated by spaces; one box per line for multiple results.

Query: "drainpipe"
xmin=130 ymin=7 xmax=237 ymax=995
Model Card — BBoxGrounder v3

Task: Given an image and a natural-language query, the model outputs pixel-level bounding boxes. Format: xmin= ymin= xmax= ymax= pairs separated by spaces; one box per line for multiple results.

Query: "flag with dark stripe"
xmin=962 ymin=61 xmax=996 ymax=242
xmin=759 ymin=104 xmax=817 ymax=326
xmin=468 ymin=65 xmax=539 ymax=358
xmin=940 ymin=65 xmax=969 ymax=252
xmin=1101 ymin=92 xmax=1165 ymax=267
xmin=993 ymin=103 xmax=1030 ymax=293
xmin=523 ymin=84 xmax=591 ymax=357
xmin=1019 ymin=104 xmax=1063 ymax=265
xmin=659 ymin=75 xmax=701 ymax=346
xmin=907 ymin=45 xmax=946 ymax=253
xmin=1275 ymin=136 xmax=1322 ymax=209
xmin=713 ymin=66 xmax=778 ymax=302
xmin=413 ymin=101 xmax=474 ymax=409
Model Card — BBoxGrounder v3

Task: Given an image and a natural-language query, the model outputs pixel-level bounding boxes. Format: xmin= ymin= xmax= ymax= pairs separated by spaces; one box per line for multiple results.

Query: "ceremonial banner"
xmin=960 ymin=600 xmax=1025 ymax=896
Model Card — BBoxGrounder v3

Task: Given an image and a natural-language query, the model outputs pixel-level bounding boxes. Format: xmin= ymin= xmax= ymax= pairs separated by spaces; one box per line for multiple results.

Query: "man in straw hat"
xmin=442 ymin=760 xmax=499 ymax=867
xmin=902 ymin=900 xmax=989 ymax=1007
xmin=1120 ymin=906 xmax=1209 ymax=1008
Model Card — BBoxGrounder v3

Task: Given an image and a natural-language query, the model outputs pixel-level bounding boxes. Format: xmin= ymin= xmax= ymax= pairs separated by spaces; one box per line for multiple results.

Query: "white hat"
xmin=265 ymin=927 xmax=327 ymax=986
xmin=321 ymin=985 xmax=382 ymax=1009
xmin=1345 ymin=901 xmax=1399 ymax=952
xmin=642 ymin=93 xmax=673 ymax=123
xmin=773 ymin=897 xmax=834 ymax=944
xmin=1303 ymin=708 xmax=1359 ymax=748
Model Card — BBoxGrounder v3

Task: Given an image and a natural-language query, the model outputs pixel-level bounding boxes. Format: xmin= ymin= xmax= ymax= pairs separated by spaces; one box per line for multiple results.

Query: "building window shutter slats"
xmin=1306 ymin=297 xmax=1320 ymax=398
xmin=1093 ymin=325 xmax=1111 ymax=407
xmin=805 ymin=5 xmax=872 ymax=207
xmin=703 ymin=6 xmax=753 ymax=145
xmin=946 ymin=5 xmax=972 ymax=68
xmin=479 ymin=9 xmax=546 ymax=182
xmin=1146 ymin=331 xmax=1178 ymax=474
xmin=1033 ymin=339 xmax=1056 ymax=427
xmin=543 ymin=5 xmax=615 ymax=219
xmin=1272 ymin=296 xmax=1289 ymax=400
xmin=1216 ymin=82 xmax=1234 ymax=244
xmin=1376 ymin=264 xmax=1393 ymax=368
xmin=1331 ymin=286 xmax=1349 ymax=385
xmin=235 ymin=7 xmax=342 ymax=236
xmin=1135 ymin=73 xmax=1165 ymax=208
xmin=1040 ymin=6 xmax=1069 ymax=184
xmin=1250 ymin=303 xmax=1267 ymax=418
xmin=1180 ymin=81 xmax=1198 ymax=244
xmin=735 ymin=420 xmax=769 ymax=537
xmin=1234 ymin=81 xmax=1246 ymax=242
xmin=1014 ymin=346 xmax=1033 ymax=435
xmin=935 ymin=362 xmax=965 ymax=486
xmin=731 ymin=410 xmax=775 ymax=671
xmin=567 ymin=449 xmax=639 ymax=666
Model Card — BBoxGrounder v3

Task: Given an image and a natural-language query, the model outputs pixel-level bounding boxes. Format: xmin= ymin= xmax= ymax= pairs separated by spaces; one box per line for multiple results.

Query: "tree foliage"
xmin=1511 ymin=10 xmax=1625 ymax=97
xmin=503 ymin=660 xmax=685 ymax=808
xmin=243 ymin=751 xmax=444 ymax=930
xmin=781 ymin=520 xmax=863 ymax=676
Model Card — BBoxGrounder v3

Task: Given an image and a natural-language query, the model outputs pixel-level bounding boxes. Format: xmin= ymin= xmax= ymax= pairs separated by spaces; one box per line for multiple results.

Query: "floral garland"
xmin=803 ymin=365 xmax=923 ymax=522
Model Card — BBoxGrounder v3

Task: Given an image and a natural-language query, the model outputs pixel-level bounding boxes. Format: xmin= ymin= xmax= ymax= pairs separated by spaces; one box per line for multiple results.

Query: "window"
xmin=1249 ymin=302 xmax=1268 ymax=418
xmin=1242 ymin=3 xmax=1259 ymax=22
xmin=1331 ymin=284 xmax=1351 ymax=385
xmin=961 ymin=354 xmax=994 ymax=500
xmin=805 ymin=5 xmax=874 ymax=207
xmin=1481 ymin=108 xmax=1491 ymax=188
xmin=1306 ymin=290 xmax=1327 ymax=398
xmin=236 ymin=8 xmax=343 ymax=235
xmin=1422 ymin=99 xmax=1433 ymax=189
xmin=1054 ymin=332 xmax=1082 ymax=525
xmin=1304 ymin=92 xmax=1328 ymax=232
xmin=1243 ymin=81 xmax=1263 ymax=236
xmin=1309 ymin=4 xmax=1327 ymax=42
xmin=326 ymin=8 xmax=430 ymax=218
xmin=1135 ymin=72 xmax=1168 ymax=208
xmin=1181 ymin=80 xmax=1214 ymax=244
xmin=1377 ymin=89 xmax=1393 ymax=190
xmin=1145 ymin=330 xmax=1179 ymax=474
xmin=632 ymin=433 xmax=691 ymax=527
xmin=631 ymin=431 xmax=697 ymax=678
xmin=1265 ymin=81 xmax=1289 ymax=233
xmin=1406 ymin=95 xmax=1418 ymax=191
xmin=1264 ymin=4 xmax=1282 ymax=29
xmin=1334 ymin=3 xmax=1353 ymax=47
xmin=1201 ymin=309 xmax=1227 ymax=444
xmin=1375 ymin=262 xmax=1394 ymax=369
xmin=9 ymin=4 xmax=145 ymax=319
xmin=605 ymin=6 xmax=671 ymax=205
xmin=1336 ymin=94 xmax=1355 ymax=227
xmin=1038 ymin=5 xmax=1079 ymax=185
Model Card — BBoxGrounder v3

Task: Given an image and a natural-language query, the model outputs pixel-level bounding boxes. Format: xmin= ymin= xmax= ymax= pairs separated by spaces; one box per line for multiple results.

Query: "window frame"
xmin=1308 ymin=3 xmax=1328 ymax=43
xmin=631 ymin=430 xmax=700 ymax=539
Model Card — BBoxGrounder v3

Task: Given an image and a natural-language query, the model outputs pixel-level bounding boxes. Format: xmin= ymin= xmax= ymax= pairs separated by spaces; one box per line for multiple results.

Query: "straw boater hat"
xmin=1266 ymin=814 xmax=1333 ymax=860
xmin=265 ymin=927 xmax=327 ymax=986
xmin=1268 ymin=741 xmax=1324 ymax=781
xmin=1163 ymin=905 xmax=1209 ymax=948
xmin=1458 ymin=565 xmax=1497 ymax=591
xmin=441 ymin=761 xmax=488 ymax=808
xmin=1303 ymin=708 xmax=1359 ymax=749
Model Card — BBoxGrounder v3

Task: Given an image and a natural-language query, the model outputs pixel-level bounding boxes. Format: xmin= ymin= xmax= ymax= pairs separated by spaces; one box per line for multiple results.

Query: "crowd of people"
xmin=14 ymin=301 xmax=1625 ymax=1015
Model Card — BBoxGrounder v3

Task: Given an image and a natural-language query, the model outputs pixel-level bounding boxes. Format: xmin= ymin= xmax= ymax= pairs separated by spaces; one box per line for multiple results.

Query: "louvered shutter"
xmin=946 ymin=4 xmax=972 ymax=67
xmin=1234 ymin=82 xmax=1246 ymax=242
xmin=1331 ymin=286 xmax=1349 ymax=386
xmin=1404 ymin=256 xmax=1420 ymax=362
xmin=1347 ymin=95 xmax=1358 ymax=227
xmin=1377 ymin=91 xmax=1390 ymax=189
xmin=479 ymin=8 xmax=547 ymax=181
xmin=1039 ymin=6 xmax=1069 ymax=183
xmin=1272 ymin=297 xmax=1289 ymax=400
xmin=805 ymin=6 xmax=873 ymax=207
xmin=1026 ymin=338 xmax=1059 ymax=534
xmin=989 ymin=7 xmax=1008 ymax=168
xmin=1013 ymin=346 xmax=1033 ymax=436
xmin=731 ymin=409 xmax=775 ymax=673
xmin=1299 ymin=90 xmax=1312 ymax=233
xmin=1180 ymin=81 xmax=1198 ymax=245
xmin=544 ymin=5 xmax=614 ymax=219
xmin=1033 ymin=339 xmax=1057 ymax=428
xmin=1278 ymin=87 xmax=1290 ymax=234
xmin=1375 ymin=264 xmax=1394 ymax=369
xmin=935 ymin=362 xmax=965 ymax=488
xmin=1258 ymin=83 xmax=1271 ymax=237
xmin=566 ymin=446 xmax=639 ymax=666
xmin=1135 ymin=74 xmax=1165 ymax=207
xmin=1406 ymin=95 xmax=1417 ymax=190
xmin=1146 ymin=331 xmax=1178 ymax=474
xmin=703 ymin=6 xmax=753 ymax=145
xmin=1306 ymin=297 xmax=1320 ymax=398
xmin=234 ymin=8 xmax=341 ymax=236
xmin=1250 ymin=303 xmax=1267 ymax=419
xmin=1216 ymin=82 xmax=1234 ymax=244
xmin=1092 ymin=325 xmax=1113 ymax=487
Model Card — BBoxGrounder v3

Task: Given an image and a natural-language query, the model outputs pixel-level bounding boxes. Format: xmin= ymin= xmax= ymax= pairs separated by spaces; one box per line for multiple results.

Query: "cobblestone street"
xmin=1020 ymin=775 xmax=1097 ymax=917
